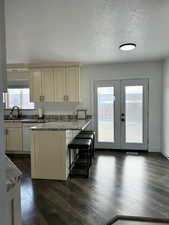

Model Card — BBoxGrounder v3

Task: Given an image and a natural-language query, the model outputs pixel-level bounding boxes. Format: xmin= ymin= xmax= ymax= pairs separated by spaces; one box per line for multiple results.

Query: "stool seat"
xmin=76 ymin=133 xmax=93 ymax=140
xmin=68 ymin=138 xmax=92 ymax=178
xmin=68 ymin=138 xmax=92 ymax=149
xmin=80 ymin=131 xmax=95 ymax=159
xmin=81 ymin=130 xmax=95 ymax=135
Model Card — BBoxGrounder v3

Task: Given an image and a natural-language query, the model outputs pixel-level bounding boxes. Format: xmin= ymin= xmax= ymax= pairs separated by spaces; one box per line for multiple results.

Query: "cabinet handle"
xmin=40 ymin=96 xmax=45 ymax=102
xmin=64 ymin=95 xmax=69 ymax=102
xmin=5 ymin=128 xmax=8 ymax=135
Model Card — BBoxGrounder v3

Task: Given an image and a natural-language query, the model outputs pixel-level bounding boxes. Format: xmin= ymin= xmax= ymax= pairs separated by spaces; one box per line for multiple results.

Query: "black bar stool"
xmin=79 ymin=130 xmax=95 ymax=157
xmin=68 ymin=138 xmax=92 ymax=178
xmin=75 ymin=133 xmax=95 ymax=158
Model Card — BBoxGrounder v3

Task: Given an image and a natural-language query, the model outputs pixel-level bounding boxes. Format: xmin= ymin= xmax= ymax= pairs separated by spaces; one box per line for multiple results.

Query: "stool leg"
xmin=69 ymin=148 xmax=71 ymax=178
xmin=93 ymin=134 xmax=95 ymax=158
xmin=87 ymin=148 xmax=90 ymax=178
xmin=90 ymin=144 xmax=92 ymax=165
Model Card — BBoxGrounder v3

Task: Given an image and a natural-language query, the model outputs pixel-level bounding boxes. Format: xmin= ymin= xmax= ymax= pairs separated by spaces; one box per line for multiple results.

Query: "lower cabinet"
xmin=5 ymin=123 xmax=23 ymax=152
xmin=31 ymin=129 xmax=80 ymax=180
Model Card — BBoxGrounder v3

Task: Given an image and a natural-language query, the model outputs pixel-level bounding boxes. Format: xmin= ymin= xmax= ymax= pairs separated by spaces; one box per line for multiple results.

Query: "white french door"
xmin=94 ymin=79 xmax=149 ymax=150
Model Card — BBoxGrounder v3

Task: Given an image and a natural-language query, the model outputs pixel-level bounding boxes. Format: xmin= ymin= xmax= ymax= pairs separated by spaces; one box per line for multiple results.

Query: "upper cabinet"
xmin=41 ymin=69 xmax=55 ymax=102
xmin=65 ymin=66 xmax=80 ymax=102
xmin=30 ymin=71 xmax=42 ymax=102
xmin=53 ymin=67 xmax=66 ymax=102
xmin=29 ymin=64 xmax=80 ymax=103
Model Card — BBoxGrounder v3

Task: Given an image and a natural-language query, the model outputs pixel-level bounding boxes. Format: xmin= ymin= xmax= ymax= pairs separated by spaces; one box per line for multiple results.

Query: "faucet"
xmin=9 ymin=106 xmax=22 ymax=119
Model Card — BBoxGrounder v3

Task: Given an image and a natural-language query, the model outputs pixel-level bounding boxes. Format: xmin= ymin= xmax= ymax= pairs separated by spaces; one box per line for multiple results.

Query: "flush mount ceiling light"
xmin=119 ymin=43 xmax=136 ymax=51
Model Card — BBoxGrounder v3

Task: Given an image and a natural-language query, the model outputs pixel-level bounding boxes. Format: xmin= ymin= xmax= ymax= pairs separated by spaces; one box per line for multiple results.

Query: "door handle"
xmin=121 ymin=113 xmax=125 ymax=122
xmin=40 ymin=96 xmax=45 ymax=102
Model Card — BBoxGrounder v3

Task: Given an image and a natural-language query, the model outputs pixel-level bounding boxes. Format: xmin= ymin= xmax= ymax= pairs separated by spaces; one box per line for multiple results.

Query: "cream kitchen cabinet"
xmin=30 ymin=70 xmax=42 ymax=102
xmin=5 ymin=123 xmax=23 ymax=152
xmin=31 ymin=129 xmax=80 ymax=180
xmin=41 ymin=69 xmax=55 ymax=102
xmin=30 ymin=69 xmax=56 ymax=102
xmin=53 ymin=67 xmax=66 ymax=101
xmin=65 ymin=66 xmax=80 ymax=102
xmin=29 ymin=65 xmax=80 ymax=102
xmin=30 ymin=68 xmax=64 ymax=102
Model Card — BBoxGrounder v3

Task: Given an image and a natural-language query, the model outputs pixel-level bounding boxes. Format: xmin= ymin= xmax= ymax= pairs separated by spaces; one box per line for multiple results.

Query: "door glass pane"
xmin=97 ymin=87 xmax=115 ymax=142
xmin=125 ymin=86 xmax=143 ymax=143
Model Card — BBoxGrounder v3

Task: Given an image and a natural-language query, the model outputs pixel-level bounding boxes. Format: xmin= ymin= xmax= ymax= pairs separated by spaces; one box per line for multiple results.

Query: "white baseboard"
xmin=148 ymin=146 xmax=161 ymax=152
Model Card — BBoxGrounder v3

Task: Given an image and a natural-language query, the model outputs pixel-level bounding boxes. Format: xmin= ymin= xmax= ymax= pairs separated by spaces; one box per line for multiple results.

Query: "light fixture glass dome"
xmin=119 ymin=43 xmax=136 ymax=51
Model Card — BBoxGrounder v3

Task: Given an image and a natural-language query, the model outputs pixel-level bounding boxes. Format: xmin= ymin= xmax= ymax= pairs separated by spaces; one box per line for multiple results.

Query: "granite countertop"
xmin=6 ymin=156 xmax=22 ymax=192
xmin=5 ymin=118 xmax=46 ymax=123
xmin=30 ymin=119 xmax=91 ymax=131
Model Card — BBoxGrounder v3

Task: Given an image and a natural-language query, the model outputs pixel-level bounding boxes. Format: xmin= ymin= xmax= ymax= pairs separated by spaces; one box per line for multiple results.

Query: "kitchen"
xmin=5 ymin=63 xmax=94 ymax=180
xmin=1 ymin=1 xmax=169 ymax=225
xmin=3 ymin=61 xmax=163 ymax=225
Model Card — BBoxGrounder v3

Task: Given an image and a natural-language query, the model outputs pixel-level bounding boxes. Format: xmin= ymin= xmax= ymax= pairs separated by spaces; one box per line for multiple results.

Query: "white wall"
xmin=162 ymin=57 xmax=169 ymax=157
xmin=7 ymin=61 xmax=163 ymax=152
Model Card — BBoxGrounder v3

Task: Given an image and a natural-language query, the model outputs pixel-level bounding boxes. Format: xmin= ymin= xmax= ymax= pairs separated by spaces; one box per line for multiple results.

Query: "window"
xmin=5 ymin=88 xmax=34 ymax=110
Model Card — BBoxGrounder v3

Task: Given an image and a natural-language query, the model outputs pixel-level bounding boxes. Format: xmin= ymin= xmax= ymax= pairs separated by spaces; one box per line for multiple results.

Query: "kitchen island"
xmin=30 ymin=120 xmax=91 ymax=180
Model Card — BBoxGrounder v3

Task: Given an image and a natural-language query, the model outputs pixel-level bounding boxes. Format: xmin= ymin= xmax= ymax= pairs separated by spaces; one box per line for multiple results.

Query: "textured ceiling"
xmin=5 ymin=0 xmax=169 ymax=64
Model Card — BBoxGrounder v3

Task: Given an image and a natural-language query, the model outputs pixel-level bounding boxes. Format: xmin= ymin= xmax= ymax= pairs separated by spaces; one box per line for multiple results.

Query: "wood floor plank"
xmin=8 ymin=152 xmax=169 ymax=225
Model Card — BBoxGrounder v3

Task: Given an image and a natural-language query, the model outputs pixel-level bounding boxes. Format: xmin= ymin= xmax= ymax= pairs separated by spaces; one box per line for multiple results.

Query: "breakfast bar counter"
xmin=30 ymin=120 xmax=91 ymax=180
xmin=30 ymin=120 xmax=91 ymax=131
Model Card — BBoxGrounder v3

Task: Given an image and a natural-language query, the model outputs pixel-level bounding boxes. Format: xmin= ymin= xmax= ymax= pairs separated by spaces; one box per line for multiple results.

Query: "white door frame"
xmin=94 ymin=78 xmax=149 ymax=150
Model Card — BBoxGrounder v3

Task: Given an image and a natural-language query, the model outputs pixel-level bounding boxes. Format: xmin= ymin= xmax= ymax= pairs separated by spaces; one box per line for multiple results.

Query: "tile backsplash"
xmin=5 ymin=101 xmax=89 ymax=116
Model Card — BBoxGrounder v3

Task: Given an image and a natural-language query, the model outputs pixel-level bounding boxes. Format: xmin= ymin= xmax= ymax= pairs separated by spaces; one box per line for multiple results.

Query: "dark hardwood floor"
xmin=9 ymin=151 xmax=169 ymax=225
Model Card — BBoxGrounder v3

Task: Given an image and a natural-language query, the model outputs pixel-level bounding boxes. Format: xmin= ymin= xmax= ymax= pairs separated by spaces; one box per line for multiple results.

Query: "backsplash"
xmin=36 ymin=102 xmax=80 ymax=115
xmin=5 ymin=102 xmax=88 ymax=115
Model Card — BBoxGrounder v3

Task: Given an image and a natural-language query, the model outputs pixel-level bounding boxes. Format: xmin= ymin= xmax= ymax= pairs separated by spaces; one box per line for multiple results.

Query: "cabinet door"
xmin=31 ymin=130 xmax=67 ymax=180
xmin=41 ymin=69 xmax=55 ymax=102
xmin=30 ymin=71 xmax=42 ymax=102
xmin=53 ymin=68 xmax=65 ymax=102
xmin=65 ymin=66 xmax=80 ymax=102
xmin=6 ymin=128 xmax=22 ymax=152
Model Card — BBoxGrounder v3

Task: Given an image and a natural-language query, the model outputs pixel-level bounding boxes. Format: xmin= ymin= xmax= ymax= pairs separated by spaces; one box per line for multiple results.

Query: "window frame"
xmin=5 ymin=87 xmax=35 ymax=110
